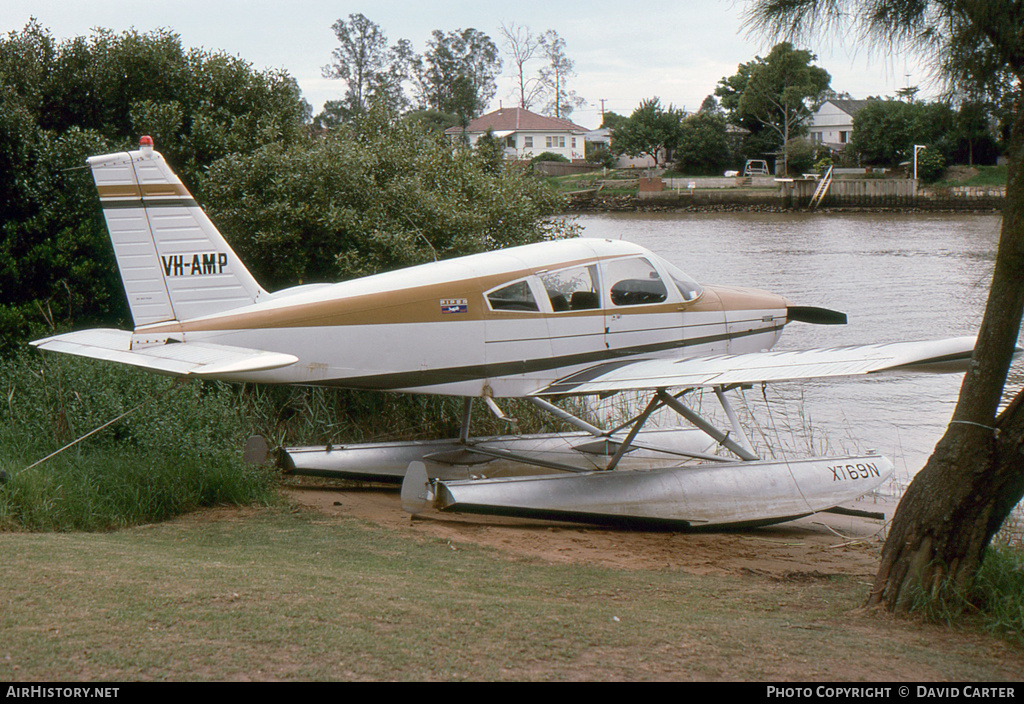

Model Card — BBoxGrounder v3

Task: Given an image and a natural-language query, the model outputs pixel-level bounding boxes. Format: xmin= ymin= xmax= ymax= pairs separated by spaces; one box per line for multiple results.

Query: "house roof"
xmin=823 ymin=99 xmax=876 ymax=116
xmin=445 ymin=107 xmax=590 ymax=135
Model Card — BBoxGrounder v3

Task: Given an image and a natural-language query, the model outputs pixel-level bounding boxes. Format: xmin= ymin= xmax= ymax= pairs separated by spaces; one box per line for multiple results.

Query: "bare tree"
xmin=499 ymin=22 xmax=545 ymax=110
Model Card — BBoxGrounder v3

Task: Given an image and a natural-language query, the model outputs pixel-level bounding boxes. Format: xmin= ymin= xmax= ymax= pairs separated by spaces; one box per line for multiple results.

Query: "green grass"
xmin=906 ymin=540 xmax=1024 ymax=641
xmin=1 ymin=504 xmax=1021 ymax=681
xmin=0 ymin=352 xmax=277 ymax=530
xmin=935 ymin=164 xmax=1008 ymax=188
xmin=541 ymin=170 xmax=639 ymax=195
xmin=975 ymin=542 xmax=1024 ymax=638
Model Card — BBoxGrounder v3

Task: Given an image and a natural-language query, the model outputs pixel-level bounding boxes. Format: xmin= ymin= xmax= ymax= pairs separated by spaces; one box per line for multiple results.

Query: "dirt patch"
xmin=282 ymin=479 xmax=894 ymax=579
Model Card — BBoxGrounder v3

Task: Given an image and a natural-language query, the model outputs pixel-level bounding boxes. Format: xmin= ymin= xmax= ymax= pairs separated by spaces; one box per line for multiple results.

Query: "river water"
xmin=576 ymin=210 xmax=1016 ymax=483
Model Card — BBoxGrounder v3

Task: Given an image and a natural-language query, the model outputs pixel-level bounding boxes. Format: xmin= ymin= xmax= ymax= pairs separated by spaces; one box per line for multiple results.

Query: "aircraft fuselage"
xmin=133 ymin=238 xmax=789 ymax=397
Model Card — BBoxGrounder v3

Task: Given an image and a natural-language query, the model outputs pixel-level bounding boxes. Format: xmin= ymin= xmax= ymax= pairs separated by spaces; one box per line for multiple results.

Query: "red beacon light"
xmin=139 ymin=135 xmax=154 ymax=152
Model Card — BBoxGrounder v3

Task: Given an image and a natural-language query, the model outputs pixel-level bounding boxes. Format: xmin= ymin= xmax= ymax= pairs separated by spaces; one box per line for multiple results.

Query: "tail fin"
xmin=88 ymin=136 xmax=267 ymax=327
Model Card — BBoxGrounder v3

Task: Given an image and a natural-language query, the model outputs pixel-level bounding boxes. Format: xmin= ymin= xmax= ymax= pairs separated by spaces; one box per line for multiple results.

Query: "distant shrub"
xmin=530 ymin=151 xmax=569 ymax=164
xmin=915 ymin=148 xmax=947 ymax=182
xmin=586 ymin=146 xmax=616 ymax=169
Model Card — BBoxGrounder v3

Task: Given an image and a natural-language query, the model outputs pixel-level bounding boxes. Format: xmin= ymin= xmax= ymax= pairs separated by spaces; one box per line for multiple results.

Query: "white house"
xmin=444 ymin=107 xmax=590 ymax=162
xmin=808 ymin=99 xmax=875 ymax=150
xmin=584 ymin=127 xmax=656 ymax=168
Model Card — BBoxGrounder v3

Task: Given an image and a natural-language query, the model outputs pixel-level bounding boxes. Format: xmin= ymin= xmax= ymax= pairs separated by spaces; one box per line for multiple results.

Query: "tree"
xmin=896 ymin=85 xmax=921 ymax=102
xmin=321 ymin=13 xmax=412 ymax=120
xmin=951 ymin=99 xmax=1000 ymax=166
xmin=746 ymin=0 xmax=1024 ymax=613
xmin=537 ymin=30 xmax=586 ymax=120
xmin=673 ymin=111 xmax=732 ymax=175
xmin=499 ymin=23 xmax=545 ymax=110
xmin=600 ymin=111 xmax=627 ymax=130
xmin=714 ymin=53 xmax=795 ymax=165
xmin=728 ymin=42 xmax=832 ymax=174
xmin=611 ymin=98 xmax=684 ymax=168
xmin=850 ymin=99 xmax=954 ymax=166
xmin=411 ymin=28 xmax=501 ymax=123
xmin=699 ymin=95 xmax=722 ymax=114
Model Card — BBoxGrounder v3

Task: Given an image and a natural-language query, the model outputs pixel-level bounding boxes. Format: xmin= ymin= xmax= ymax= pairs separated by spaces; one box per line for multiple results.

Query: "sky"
xmin=4 ymin=0 xmax=932 ymax=130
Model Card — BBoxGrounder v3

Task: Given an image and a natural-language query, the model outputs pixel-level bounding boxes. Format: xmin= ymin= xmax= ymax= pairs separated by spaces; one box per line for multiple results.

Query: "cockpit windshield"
xmin=661 ymin=260 xmax=703 ymax=302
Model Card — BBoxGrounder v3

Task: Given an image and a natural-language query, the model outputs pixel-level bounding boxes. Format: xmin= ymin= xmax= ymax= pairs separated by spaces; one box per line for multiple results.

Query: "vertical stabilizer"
xmin=87 ymin=136 xmax=267 ymax=327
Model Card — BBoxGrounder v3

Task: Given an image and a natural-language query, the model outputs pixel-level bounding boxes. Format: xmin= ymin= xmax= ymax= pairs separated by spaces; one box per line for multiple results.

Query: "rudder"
xmin=88 ymin=136 xmax=267 ymax=327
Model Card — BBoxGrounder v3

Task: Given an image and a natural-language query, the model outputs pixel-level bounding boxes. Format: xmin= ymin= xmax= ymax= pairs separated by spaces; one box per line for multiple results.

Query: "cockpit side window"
xmin=538 ymin=265 xmax=600 ymax=312
xmin=486 ymin=279 xmax=539 ymax=312
xmin=605 ymin=257 xmax=668 ymax=306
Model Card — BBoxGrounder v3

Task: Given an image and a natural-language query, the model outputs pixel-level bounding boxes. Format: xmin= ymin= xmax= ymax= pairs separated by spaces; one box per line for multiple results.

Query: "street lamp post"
xmin=913 ymin=144 xmax=926 ymax=181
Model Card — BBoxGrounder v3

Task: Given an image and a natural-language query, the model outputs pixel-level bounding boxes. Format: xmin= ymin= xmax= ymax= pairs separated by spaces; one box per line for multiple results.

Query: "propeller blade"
xmin=787 ymin=306 xmax=848 ymax=325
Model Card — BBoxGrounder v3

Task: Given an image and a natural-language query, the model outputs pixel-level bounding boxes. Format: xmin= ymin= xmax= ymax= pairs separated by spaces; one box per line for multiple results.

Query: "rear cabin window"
xmin=538 ymin=265 xmax=600 ymax=312
xmin=486 ymin=280 xmax=539 ymax=312
xmin=605 ymin=257 xmax=668 ymax=306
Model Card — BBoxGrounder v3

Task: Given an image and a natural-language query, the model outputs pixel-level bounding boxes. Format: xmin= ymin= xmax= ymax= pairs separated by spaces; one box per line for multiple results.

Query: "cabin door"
xmin=600 ymin=255 xmax=682 ymax=358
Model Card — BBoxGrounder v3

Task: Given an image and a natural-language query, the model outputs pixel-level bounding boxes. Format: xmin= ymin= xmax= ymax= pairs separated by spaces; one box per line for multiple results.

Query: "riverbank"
xmin=555 ymin=169 xmax=1006 ymax=213
xmin=564 ymin=189 xmax=1005 ymax=213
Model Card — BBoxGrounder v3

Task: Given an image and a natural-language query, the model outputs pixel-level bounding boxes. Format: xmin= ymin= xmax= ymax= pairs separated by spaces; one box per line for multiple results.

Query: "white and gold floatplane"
xmin=32 ymin=138 xmax=978 ymax=529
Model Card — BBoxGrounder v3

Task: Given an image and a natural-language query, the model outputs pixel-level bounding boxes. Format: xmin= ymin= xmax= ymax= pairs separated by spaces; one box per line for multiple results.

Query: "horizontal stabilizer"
xmin=535 ymin=336 xmax=977 ymax=396
xmin=31 ymin=329 xmax=297 ymax=377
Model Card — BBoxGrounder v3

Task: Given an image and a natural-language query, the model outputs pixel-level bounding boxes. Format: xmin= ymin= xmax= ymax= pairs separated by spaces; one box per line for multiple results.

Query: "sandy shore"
xmin=284 ymin=479 xmax=898 ymax=579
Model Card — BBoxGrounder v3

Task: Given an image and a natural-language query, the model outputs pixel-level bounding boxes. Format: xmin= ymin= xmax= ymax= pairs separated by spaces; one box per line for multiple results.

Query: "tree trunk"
xmin=867 ymin=112 xmax=1024 ymax=610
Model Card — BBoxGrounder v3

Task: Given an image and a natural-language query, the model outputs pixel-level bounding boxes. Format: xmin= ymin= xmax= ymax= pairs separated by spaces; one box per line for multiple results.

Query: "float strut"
xmin=656 ymin=389 xmax=759 ymax=461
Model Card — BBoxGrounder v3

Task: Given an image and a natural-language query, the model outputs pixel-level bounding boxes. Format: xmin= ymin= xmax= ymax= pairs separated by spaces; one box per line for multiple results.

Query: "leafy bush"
xmin=915 ymin=147 xmax=947 ymax=183
xmin=783 ymin=138 xmax=823 ymax=175
xmin=586 ymin=145 xmax=616 ymax=169
xmin=529 ymin=151 xmax=569 ymax=164
xmin=813 ymin=156 xmax=833 ymax=173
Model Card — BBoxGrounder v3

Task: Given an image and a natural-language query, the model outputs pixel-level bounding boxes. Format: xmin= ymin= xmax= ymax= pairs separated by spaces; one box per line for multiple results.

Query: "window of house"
xmin=545 ymin=136 xmax=566 ymax=149
xmin=538 ymin=265 xmax=600 ymax=312
xmin=840 ymin=131 xmax=848 ymax=144
xmin=506 ymin=135 xmax=516 ymax=148
xmin=524 ymin=136 xmax=533 ymax=148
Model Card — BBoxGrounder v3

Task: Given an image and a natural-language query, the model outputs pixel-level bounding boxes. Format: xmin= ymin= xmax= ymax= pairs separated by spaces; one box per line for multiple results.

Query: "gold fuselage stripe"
xmin=138 ymin=273 xmax=742 ymax=335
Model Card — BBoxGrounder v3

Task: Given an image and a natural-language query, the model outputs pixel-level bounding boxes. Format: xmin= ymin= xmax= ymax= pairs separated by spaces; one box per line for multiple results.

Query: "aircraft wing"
xmin=30 ymin=329 xmax=298 ymax=377
xmin=533 ymin=336 xmax=977 ymax=396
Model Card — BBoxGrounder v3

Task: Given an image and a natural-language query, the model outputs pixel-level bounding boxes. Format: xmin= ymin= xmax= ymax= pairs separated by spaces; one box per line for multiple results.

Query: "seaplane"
xmin=30 ymin=137 xmax=979 ymax=529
